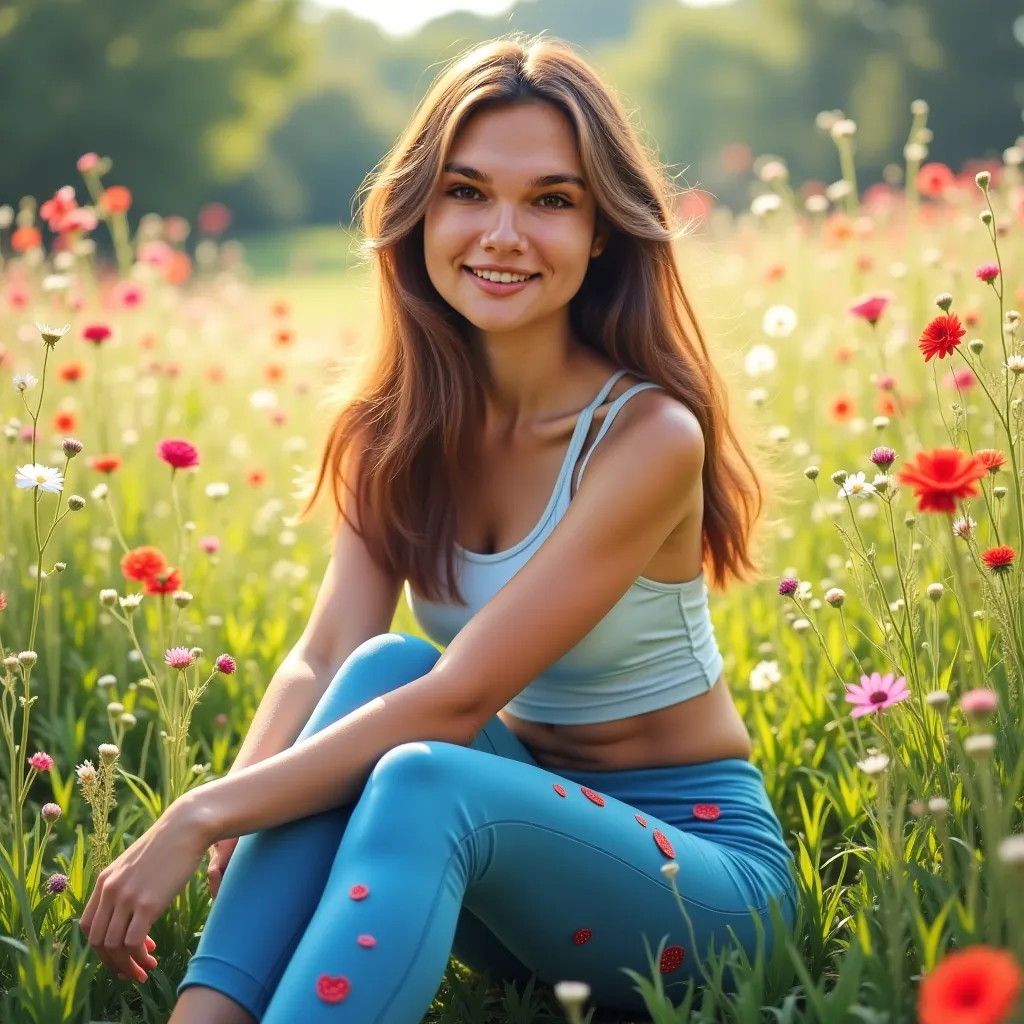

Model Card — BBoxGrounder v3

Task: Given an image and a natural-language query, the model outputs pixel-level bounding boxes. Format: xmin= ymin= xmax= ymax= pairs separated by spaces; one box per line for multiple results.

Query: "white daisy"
xmin=15 ymin=464 xmax=65 ymax=493
xmin=749 ymin=660 xmax=781 ymax=692
xmin=838 ymin=472 xmax=876 ymax=500
xmin=762 ymin=305 xmax=798 ymax=338
xmin=12 ymin=373 xmax=38 ymax=393
xmin=1005 ymin=354 xmax=1024 ymax=375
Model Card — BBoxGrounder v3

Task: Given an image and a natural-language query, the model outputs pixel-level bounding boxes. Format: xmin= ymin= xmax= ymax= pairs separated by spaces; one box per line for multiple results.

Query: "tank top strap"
xmin=574 ymin=380 xmax=664 ymax=492
xmin=559 ymin=369 xmax=631 ymax=473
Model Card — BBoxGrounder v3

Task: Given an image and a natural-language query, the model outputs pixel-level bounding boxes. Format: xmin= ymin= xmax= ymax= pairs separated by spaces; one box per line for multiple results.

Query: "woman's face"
xmin=423 ymin=100 xmax=606 ymax=334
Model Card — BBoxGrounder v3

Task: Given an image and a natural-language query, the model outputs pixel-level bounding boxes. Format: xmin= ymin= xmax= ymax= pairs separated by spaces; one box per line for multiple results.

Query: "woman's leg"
xmin=175 ymin=633 xmax=535 ymax=1019
xmin=260 ymin=741 xmax=796 ymax=1023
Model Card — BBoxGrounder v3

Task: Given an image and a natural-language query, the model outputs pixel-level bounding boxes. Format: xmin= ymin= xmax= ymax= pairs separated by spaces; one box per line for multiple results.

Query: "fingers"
xmin=125 ymin=914 xmax=158 ymax=976
xmin=81 ymin=875 xmax=158 ymax=983
xmin=208 ymin=866 xmax=221 ymax=898
xmin=101 ymin=904 xmax=147 ymax=982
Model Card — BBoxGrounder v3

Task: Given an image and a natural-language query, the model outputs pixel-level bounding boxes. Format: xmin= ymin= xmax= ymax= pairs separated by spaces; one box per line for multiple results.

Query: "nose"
xmin=481 ymin=202 xmax=526 ymax=253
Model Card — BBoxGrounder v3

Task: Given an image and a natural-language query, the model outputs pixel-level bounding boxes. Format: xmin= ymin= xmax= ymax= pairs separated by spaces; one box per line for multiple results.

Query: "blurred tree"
xmin=0 ymin=0 xmax=308 ymax=221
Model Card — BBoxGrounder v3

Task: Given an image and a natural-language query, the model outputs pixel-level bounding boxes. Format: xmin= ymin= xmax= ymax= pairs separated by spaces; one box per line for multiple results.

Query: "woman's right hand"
xmin=207 ymin=837 xmax=239 ymax=898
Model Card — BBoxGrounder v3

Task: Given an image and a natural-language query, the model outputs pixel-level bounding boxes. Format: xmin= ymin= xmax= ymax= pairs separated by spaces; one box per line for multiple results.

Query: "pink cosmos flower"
xmin=849 ymin=293 xmax=892 ymax=326
xmin=27 ymin=752 xmax=54 ymax=772
xmin=165 ymin=647 xmax=196 ymax=670
xmin=960 ymin=688 xmax=999 ymax=716
xmin=215 ymin=654 xmax=237 ymax=675
xmin=975 ymin=263 xmax=1000 ymax=283
xmin=157 ymin=438 xmax=200 ymax=470
xmin=845 ymin=672 xmax=910 ymax=717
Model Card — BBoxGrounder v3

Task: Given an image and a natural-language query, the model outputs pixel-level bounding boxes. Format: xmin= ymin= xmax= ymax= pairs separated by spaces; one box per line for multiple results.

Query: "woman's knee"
xmin=367 ymin=740 xmax=468 ymax=795
xmin=300 ymin=633 xmax=441 ymax=735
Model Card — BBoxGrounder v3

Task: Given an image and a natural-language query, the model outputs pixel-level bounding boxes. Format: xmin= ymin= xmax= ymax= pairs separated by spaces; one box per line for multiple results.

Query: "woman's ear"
xmin=591 ymin=212 xmax=610 ymax=258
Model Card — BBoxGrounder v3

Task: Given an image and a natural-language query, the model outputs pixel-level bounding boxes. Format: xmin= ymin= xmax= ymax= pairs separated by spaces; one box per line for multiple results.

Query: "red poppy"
xmin=53 ymin=411 xmax=77 ymax=433
xmin=918 ymin=313 xmax=965 ymax=362
xmin=964 ymin=308 xmax=981 ymax=327
xmin=89 ymin=453 xmax=122 ymax=474
xmin=981 ymin=546 xmax=1016 ymax=574
xmin=896 ymin=448 xmax=988 ymax=513
xmin=58 ymin=362 xmax=85 ymax=382
xmin=918 ymin=945 xmax=1022 ymax=1024
xmin=143 ymin=567 xmax=183 ymax=595
xmin=975 ymin=449 xmax=1007 ymax=474
xmin=11 ymin=226 xmax=42 ymax=252
xmin=120 ymin=546 xmax=169 ymax=583
xmin=274 ymin=329 xmax=295 ymax=347
xmin=830 ymin=395 xmax=856 ymax=421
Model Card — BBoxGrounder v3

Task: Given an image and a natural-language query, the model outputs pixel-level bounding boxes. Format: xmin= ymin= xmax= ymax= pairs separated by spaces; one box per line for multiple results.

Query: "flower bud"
xmin=4 ymin=656 xmax=20 ymax=670
xmin=53 ymin=562 xmax=66 ymax=573
xmin=120 ymin=712 xmax=137 ymax=727
xmin=99 ymin=589 xmax=118 ymax=607
xmin=18 ymin=651 xmax=38 ymax=667
xmin=98 ymin=743 xmax=120 ymax=765
xmin=1006 ymin=310 xmax=1021 ymax=326
xmin=61 ymin=438 xmax=83 ymax=458
xmin=554 ymin=981 xmax=591 ymax=1013
xmin=964 ymin=733 xmax=996 ymax=759
xmin=91 ymin=483 xmax=109 ymax=500
xmin=106 ymin=701 xmax=124 ymax=715
xmin=910 ymin=99 xmax=929 ymax=117
xmin=172 ymin=590 xmax=193 ymax=608
xmin=927 ymin=582 xmax=944 ymax=602
xmin=935 ymin=292 xmax=953 ymax=312
xmin=190 ymin=646 xmax=203 ymax=660
xmin=928 ymin=796 xmax=949 ymax=814
xmin=660 ymin=861 xmax=680 ymax=880
xmin=975 ymin=170 xmax=991 ymax=190
xmin=804 ymin=465 xmax=820 ymax=480
xmin=905 ymin=514 xmax=917 ymax=528
xmin=925 ymin=689 xmax=950 ymax=711
xmin=41 ymin=802 xmax=62 ymax=823
xmin=825 ymin=587 xmax=845 ymax=607
xmin=968 ymin=338 xmax=984 ymax=355
xmin=831 ymin=469 xmax=848 ymax=485
xmin=67 ymin=494 xmax=86 ymax=511
xmin=994 ymin=486 xmax=1007 ymax=499
xmin=981 ymin=210 xmax=993 ymax=226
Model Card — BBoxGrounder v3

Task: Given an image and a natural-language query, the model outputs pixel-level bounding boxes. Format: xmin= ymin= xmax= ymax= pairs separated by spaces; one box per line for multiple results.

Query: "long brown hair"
xmin=294 ymin=32 xmax=787 ymax=605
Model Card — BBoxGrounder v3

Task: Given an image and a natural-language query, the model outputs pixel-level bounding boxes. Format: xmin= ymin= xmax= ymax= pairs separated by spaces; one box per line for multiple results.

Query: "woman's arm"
xmin=178 ymin=397 xmax=705 ymax=849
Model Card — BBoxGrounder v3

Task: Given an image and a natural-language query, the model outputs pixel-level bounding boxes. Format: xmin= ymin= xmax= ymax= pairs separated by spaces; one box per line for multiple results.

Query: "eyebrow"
xmin=442 ymin=161 xmax=587 ymax=191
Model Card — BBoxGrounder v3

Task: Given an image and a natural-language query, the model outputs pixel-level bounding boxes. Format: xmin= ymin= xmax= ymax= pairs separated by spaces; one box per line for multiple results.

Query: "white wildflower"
xmin=857 ymin=753 xmax=890 ymax=776
xmin=12 ymin=373 xmax=38 ymax=393
xmin=952 ymin=516 xmax=977 ymax=539
xmin=15 ymin=464 xmax=65 ymax=493
xmin=762 ymin=305 xmax=798 ymax=338
xmin=744 ymin=343 xmax=777 ymax=377
xmin=749 ymin=660 xmax=781 ymax=692
xmin=838 ymin=472 xmax=875 ymax=500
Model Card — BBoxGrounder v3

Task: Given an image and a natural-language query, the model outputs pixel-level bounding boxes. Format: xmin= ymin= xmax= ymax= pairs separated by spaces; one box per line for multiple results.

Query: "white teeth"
xmin=470 ymin=267 xmax=534 ymax=283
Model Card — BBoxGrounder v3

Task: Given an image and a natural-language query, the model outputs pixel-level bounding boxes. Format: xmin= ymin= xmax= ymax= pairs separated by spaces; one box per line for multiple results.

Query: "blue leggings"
xmin=177 ymin=633 xmax=796 ymax=1022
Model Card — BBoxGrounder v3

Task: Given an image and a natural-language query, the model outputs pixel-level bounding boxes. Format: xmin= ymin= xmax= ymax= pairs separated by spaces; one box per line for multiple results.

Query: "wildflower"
xmin=200 ymin=535 xmax=221 ymax=553
xmin=106 ymin=701 xmax=124 ymax=716
xmin=91 ymin=482 xmax=108 ymax=500
xmin=964 ymin=733 xmax=996 ymax=758
xmin=997 ymin=835 xmax=1024 ymax=867
xmin=838 ymin=471 xmax=875 ymax=500
xmin=119 ymin=593 xmax=143 ymax=612
xmin=156 ymin=438 xmax=200 ymax=471
xmin=870 ymin=446 xmax=897 ymax=469
xmin=857 ymin=753 xmax=890 ymax=776
xmin=0 ymin=592 xmax=5 ymax=613
xmin=927 ymin=583 xmax=945 ymax=602
xmin=18 ymin=651 xmax=38 ymax=667
xmin=917 ymin=162 xmax=956 ymax=198
xmin=46 ymin=873 xmax=69 ymax=895
xmin=845 ymin=672 xmax=910 ymax=717
xmin=896 ymin=448 xmax=988 ymax=513
xmin=975 ymin=449 xmax=1007 ymax=474
xmin=98 ymin=743 xmax=119 ymax=765
xmin=792 ymin=617 xmax=811 ymax=633
xmin=944 ymin=367 xmax=976 ymax=391
xmin=849 ymin=293 xmax=893 ymax=326
xmin=762 ymin=305 xmax=798 ymax=338
xmin=76 ymin=760 xmax=97 ymax=784
xmin=14 ymin=463 xmax=66 ymax=494
xmin=804 ymin=466 xmax=820 ymax=480
xmin=744 ymin=343 xmax=777 ymax=376
xmin=88 ymin=453 xmax=122 ymax=474
xmin=960 ymin=689 xmax=999 ymax=717
xmin=928 ymin=796 xmax=949 ymax=813
xmin=553 ymin=981 xmax=591 ymax=1012
xmin=1005 ymin=354 xmax=1024 ymax=375
xmin=100 ymin=185 xmax=132 ymax=215
xmin=205 ymin=481 xmax=230 ymax=500
xmin=120 ymin=545 xmax=168 ymax=582
xmin=40 ymin=803 xmax=61 ymax=823
xmin=969 ymin=338 xmax=985 ymax=354
xmin=976 ymin=263 xmax=1000 ymax=284
xmin=82 ymin=324 xmax=112 ymax=344
xmin=952 ymin=516 xmax=977 ymax=539
xmin=97 ymin=673 xmax=117 ymax=687
xmin=172 ymin=590 xmax=193 ymax=607
xmin=121 ymin=712 xmax=137 ymax=728
xmin=62 ymin=438 xmax=83 ymax=458
xmin=27 ymin=752 xmax=54 ymax=772
xmin=144 ymin=567 xmax=184 ymax=594
xmin=36 ymin=323 xmax=70 ymax=347
xmin=778 ymin=577 xmax=799 ymax=597
xmin=749 ymin=660 xmax=781 ymax=691
xmin=215 ymin=654 xmax=237 ymax=675
xmin=831 ymin=469 xmax=848 ymax=485
xmin=918 ymin=313 xmax=966 ymax=362
xmin=67 ymin=494 xmax=86 ymax=511
xmin=13 ymin=373 xmax=39 ymax=392
xmin=165 ymin=647 xmax=196 ymax=670
xmin=918 ymin=945 xmax=1023 ymax=1024
xmin=660 ymin=861 xmax=680 ymax=880
xmin=98 ymin=589 xmax=118 ymax=607
xmin=981 ymin=546 xmax=1016 ymax=574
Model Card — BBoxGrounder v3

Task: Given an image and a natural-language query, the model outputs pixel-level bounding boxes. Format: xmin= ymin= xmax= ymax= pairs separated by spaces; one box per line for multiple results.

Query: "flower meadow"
xmin=2 ymin=105 xmax=1024 ymax=1024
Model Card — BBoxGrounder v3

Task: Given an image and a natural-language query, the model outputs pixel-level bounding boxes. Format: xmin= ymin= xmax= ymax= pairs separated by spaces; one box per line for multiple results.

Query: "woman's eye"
xmin=446 ymin=185 xmax=572 ymax=209
xmin=447 ymin=185 xmax=479 ymax=200
xmin=539 ymin=194 xmax=572 ymax=209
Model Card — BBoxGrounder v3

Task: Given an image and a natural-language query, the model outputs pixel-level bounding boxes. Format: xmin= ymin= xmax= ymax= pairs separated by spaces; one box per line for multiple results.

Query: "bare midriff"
xmin=498 ymin=671 xmax=752 ymax=772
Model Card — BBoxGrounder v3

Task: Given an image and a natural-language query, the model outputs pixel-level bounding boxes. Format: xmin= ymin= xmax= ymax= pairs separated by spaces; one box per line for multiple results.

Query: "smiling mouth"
xmin=463 ymin=266 xmax=541 ymax=283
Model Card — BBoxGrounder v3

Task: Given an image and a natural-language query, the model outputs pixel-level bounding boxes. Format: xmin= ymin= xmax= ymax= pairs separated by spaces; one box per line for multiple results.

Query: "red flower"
xmin=976 ymin=263 xmax=1000 ymax=284
xmin=0 ymin=591 xmax=6 ymax=613
xmin=849 ymin=293 xmax=891 ymax=326
xmin=264 ymin=363 xmax=286 ymax=383
xmin=830 ymin=395 xmax=856 ymax=422
xmin=88 ymin=453 xmax=122 ymax=474
xmin=246 ymin=467 xmax=268 ymax=487
xmin=918 ymin=945 xmax=1022 ymax=1024
xmin=82 ymin=324 xmax=112 ymax=344
xmin=916 ymin=162 xmax=957 ymax=199
xmin=206 ymin=364 xmax=226 ymax=384
xmin=271 ymin=300 xmax=290 ymax=318
xmin=981 ymin=546 xmax=1016 ymax=574
xmin=919 ymin=313 xmax=966 ymax=362
xmin=274 ymin=329 xmax=295 ymax=347
xmin=975 ymin=449 xmax=1007 ymax=474
xmin=156 ymin=438 xmax=200 ymax=471
xmin=120 ymin=546 xmax=169 ymax=583
xmin=11 ymin=226 xmax=42 ymax=252
xmin=198 ymin=202 xmax=232 ymax=235
xmin=58 ymin=362 xmax=85 ymax=382
xmin=53 ymin=411 xmax=77 ymax=433
xmin=896 ymin=449 xmax=989 ymax=513
xmin=100 ymin=186 xmax=132 ymax=215
xmin=143 ymin=567 xmax=184 ymax=595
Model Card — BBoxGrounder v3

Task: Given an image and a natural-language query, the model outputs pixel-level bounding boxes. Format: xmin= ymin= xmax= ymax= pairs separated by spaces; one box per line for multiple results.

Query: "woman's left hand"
xmin=79 ymin=799 xmax=211 ymax=982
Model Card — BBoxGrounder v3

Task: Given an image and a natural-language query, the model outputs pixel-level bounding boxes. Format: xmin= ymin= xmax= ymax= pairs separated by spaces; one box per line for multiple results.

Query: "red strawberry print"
xmin=635 ymin=814 xmax=648 ymax=827
xmin=580 ymin=787 xmax=606 ymax=807
xmin=660 ymin=945 xmax=685 ymax=973
xmin=653 ymin=829 xmax=675 ymax=859
xmin=573 ymin=928 xmax=593 ymax=945
xmin=553 ymin=784 xmax=567 ymax=797
xmin=316 ymin=974 xmax=351 ymax=1003
xmin=693 ymin=803 xmax=721 ymax=821
xmin=349 ymin=884 xmax=369 ymax=900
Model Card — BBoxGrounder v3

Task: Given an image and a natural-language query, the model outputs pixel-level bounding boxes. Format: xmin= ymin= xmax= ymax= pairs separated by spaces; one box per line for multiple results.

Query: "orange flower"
xmin=143 ymin=567 xmax=183 ymax=595
xmin=120 ymin=546 xmax=169 ymax=583
xmin=919 ymin=313 xmax=965 ymax=362
xmin=88 ymin=453 xmax=122 ymax=474
xmin=764 ymin=263 xmax=786 ymax=283
xmin=165 ymin=250 xmax=192 ymax=286
xmin=11 ymin=226 xmax=42 ymax=252
xmin=830 ymin=395 xmax=856 ymax=421
xmin=274 ymin=328 xmax=295 ymax=347
xmin=271 ymin=300 xmax=290 ymax=318
xmin=246 ymin=467 xmax=267 ymax=487
xmin=896 ymin=448 xmax=988 ymax=514
xmin=878 ymin=394 xmax=897 ymax=417
xmin=58 ymin=362 xmax=85 ymax=382
xmin=264 ymin=363 xmax=286 ymax=382
xmin=53 ymin=411 xmax=77 ymax=433
xmin=918 ymin=945 xmax=1022 ymax=1024
xmin=100 ymin=186 xmax=132 ymax=215
xmin=975 ymin=449 xmax=1007 ymax=474
xmin=834 ymin=346 xmax=854 ymax=363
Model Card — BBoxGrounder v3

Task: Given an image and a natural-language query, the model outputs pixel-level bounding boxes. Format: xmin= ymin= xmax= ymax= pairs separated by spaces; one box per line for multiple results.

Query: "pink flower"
xmin=943 ymin=367 xmax=975 ymax=390
xmin=27 ymin=752 xmax=54 ymax=772
xmin=41 ymin=802 xmax=62 ymax=823
xmin=845 ymin=672 xmax=910 ymax=717
xmin=199 ymin=535 xmax=221 ymax=554
xmin=215 ymin=654 xmax=237 ymax=675
xmin=156 ymin=438 xmax=200 ymax=470
xmin=960 ymin=688 xmax=999 ymax=716
xmin=778 ymin=577 xmax=799 ymax=597
xmin=0 ymin=591 xmax=6 ymax=613
xmin=849 ymin=293 xmax=893 ymax=326
xmin=870 ymin=446 xmax=897 ymax=468
xmin=46 ymin=873 xmax=69 ymax=894
xmin=875 ymin=373 xmax=898 ymax=391
xmin=137 ymin=240 xmax=174 ymax=267
xmin=77 ymin=153 xmax=100 ymax=173
xmin=112 ymin=281 xmax=145 ymax=308
xmin=165 ymin=646 xmax=196 ymax=670
xmin=82 ymin=323 xmax=112 ymax=344
xmin=976 ymin=263 xmax=1000 ymax=283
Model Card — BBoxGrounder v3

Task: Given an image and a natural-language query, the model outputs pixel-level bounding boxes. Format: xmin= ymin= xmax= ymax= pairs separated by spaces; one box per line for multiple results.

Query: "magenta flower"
xmin=959 ymin=688 xmax=998 ymax=716
xmin=27 ymin=751 xmax=54 ymax=772
xmin=157 ymin=438 xmax=200 ymax=471
xmin=870 ymin=446 xmax=897 ymax=469
xmin=215 ymin=654 xmax=237 ymax=675
xmin=46 ymin=873 xmax=69 ymax=895
xmin=41 ymin=802 xmax=62 ymax=823
xmin=165 ymin=646 xmax=196 ymax=670
xmin=845 ymin=672 xmax=910 ymax=717
xmin=849 ymin=293 xmax=892 ymax=326
xmin=778 ymin=577 xmax=799 ymax=597
xmin=199 ymin=535 xmax=221 ymax=553
xmin=975 ymin=262 xmax=999 ymax=283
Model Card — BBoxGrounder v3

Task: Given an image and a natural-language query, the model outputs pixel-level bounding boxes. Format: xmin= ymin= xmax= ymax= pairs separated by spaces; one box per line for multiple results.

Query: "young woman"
xmin=79 ymin=34 xmax=796 ymax=1024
